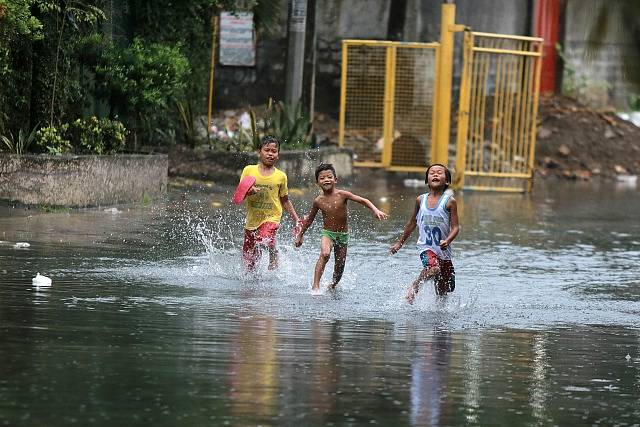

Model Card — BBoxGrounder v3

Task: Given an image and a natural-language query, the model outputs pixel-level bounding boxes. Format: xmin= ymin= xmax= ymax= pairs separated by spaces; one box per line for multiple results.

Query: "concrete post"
xmin=285 ymin=0 xmax=308 ymax=105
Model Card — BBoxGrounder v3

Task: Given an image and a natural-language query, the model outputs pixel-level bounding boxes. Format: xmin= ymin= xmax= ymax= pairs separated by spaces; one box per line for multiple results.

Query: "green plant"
xmin=628 ymin=94 xmax=640 ymax=111
xmin=68 ymin=116 xmax=126 ymax=154
xmin=41 ymin=0 xmax=105 ymax=125
xmin=37 ymin=203 xmax=71 ymax=213
xmin=94 ymin=38 xmax=190 ymax=148
xmin=177 ymin=100 xmax=197 ymax=148
xmin=1 ymin=124 xmax=39 ymax=154
xmin=140 ymin=192 xmax=152 ymax=206
xmin=265 ymin=100 xmax=314 ymax=150
xmin=34 ymin=124 xmax=71 ymax=154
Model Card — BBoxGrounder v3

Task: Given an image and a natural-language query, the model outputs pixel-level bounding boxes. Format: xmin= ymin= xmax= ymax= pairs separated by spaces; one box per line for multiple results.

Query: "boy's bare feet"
xmin=310 ymin=287 xmax=323 ymax=296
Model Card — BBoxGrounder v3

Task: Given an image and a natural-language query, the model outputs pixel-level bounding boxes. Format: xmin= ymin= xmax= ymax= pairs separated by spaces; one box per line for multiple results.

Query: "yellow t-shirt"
xmin=240 ymin=164 xmax=289 ymax=230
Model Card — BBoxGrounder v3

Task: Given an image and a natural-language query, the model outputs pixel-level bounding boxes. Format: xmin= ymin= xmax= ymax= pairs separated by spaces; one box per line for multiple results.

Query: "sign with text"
xmin=219 ymin=12 xmax=255 ymax=67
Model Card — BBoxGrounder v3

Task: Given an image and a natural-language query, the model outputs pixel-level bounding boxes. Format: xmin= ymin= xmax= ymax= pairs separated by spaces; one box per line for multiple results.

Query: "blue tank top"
xmin=416 ymin=191 xmax=452 ymax=260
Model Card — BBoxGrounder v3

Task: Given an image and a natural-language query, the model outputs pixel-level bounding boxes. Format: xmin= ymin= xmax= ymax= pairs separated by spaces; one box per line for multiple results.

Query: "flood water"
xmin=1 ymin=175 xmax=639 ymax=426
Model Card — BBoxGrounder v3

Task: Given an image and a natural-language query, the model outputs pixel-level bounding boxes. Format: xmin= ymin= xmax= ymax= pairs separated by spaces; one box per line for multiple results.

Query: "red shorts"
xmin=420 ymin=250 xmax=455 ymax=293
xmin=243 ymin=222 xmax=279 ymax=267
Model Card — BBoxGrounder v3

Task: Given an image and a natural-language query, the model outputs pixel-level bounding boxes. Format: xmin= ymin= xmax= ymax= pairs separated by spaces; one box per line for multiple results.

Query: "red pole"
xmin=534 ymin=0 xmax=560 ymax=93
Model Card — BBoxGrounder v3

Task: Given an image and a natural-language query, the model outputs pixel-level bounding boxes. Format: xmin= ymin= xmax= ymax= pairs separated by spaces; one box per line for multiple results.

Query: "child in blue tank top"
xmin=390 ymin=164 xmax=460 ymax=303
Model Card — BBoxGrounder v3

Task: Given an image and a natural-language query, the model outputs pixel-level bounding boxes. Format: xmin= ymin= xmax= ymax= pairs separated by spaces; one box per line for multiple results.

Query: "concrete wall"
xmin=169 ymin=147 xmax=353 ymax=187
xmin=562 ymin=0 xmax=637 ymax=108
xmin=0 ymin=154 xmax=168 ymax=207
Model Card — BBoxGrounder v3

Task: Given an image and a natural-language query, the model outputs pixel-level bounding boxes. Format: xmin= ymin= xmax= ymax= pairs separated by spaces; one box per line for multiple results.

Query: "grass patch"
xmin=37 ymin=204 xmax=71 ymax=213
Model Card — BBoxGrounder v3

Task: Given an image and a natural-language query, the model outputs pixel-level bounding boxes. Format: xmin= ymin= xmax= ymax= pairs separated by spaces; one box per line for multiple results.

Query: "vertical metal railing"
xmin=454 ymin=31 xmax=543 ymax=192
xmin=339 ymin=40 xmax=439 ymax=172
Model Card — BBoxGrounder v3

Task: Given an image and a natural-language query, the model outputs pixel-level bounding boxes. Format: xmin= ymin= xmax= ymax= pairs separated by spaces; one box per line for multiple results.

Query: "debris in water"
xmin=32 ymin=273 xmax=52 ymax=287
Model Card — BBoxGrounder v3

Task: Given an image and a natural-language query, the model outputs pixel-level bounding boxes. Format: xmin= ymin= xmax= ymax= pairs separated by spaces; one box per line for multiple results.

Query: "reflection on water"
xmin=1 ymin=177 xmax=639 ymax=426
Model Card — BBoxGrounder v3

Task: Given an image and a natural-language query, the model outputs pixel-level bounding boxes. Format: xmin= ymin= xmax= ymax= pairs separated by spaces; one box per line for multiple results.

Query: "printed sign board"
xmin=219 ymin=12 xmax=255 ymax=67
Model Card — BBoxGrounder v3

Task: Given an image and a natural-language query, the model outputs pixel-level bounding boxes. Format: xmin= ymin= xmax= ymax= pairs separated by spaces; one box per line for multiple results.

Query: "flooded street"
xmin=1 ymin=177 xmax=639 ymax=426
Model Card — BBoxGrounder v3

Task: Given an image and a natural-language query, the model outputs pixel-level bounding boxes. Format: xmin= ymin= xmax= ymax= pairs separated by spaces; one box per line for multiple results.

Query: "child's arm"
xmin=389 ymin=196 xmax=421 ymax=254
xmin=294 ymin=201 xmax=319 ymax=247
xmin=439 ymin=197 xmax=460 ymax=249
xmin=343 ymin=191 xmax=388 ymax=220
xmin=280 ymin=195 xmax=301 ymax=224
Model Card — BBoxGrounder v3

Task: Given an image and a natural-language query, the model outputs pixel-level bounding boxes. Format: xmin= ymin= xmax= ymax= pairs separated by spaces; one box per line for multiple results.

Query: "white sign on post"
xmin=219 ymin=12 xmax=255 ymax=67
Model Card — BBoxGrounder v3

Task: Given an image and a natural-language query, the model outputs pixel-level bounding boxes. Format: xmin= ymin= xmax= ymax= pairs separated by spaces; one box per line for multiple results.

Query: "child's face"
xmin=258 ymin=143 xmax=279 ymax=167
xmin=427 ymin=165 xmax=448 ymax=189
xmin=316 ymin=170 xmax=337 ymax=190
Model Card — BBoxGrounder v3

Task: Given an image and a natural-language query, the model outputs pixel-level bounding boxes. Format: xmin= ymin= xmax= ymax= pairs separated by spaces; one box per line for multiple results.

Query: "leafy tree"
xmin=0 ymin=0 xmax=44 ymax=134
xmin=94 ymin=38 xmax=190 ymax=147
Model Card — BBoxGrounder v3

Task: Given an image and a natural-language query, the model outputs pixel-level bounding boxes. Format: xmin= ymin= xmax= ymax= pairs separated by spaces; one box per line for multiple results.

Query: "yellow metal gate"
xmin=454 ymin=32 xmax=543 ymax=192
xmin=338 ymin=40 xmax=439 ymax=172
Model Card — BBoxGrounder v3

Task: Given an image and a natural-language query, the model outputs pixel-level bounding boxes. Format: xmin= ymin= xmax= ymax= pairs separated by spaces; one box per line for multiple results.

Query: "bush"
xmin=94 ymin=38 xmax=190 ymax=147
xmin=0 ymin=125 xmax=39 ymax=154
xmin=68 ymin=116 xmax=126 ymax=154
xmin=34 ymin=125 xmax=71 ymax=154
xmin=33 ymin=117 xmax=126 ymax=155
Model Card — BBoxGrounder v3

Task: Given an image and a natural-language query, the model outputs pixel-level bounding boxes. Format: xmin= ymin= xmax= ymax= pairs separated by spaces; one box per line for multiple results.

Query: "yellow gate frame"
xmin=454 ymin=31 xmax=543 ymax=192
xmin=338 ymin=3 xmax=544 ymax=192
xmin=338 ymin=40 xmax=440 ymax=172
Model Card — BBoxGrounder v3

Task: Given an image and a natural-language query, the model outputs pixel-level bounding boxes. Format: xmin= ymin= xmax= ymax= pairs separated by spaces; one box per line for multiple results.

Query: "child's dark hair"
xmin=260 ymin=135 xmax=280 ymax=150
xmin=315 ymin=163 xmax=337 ymax=181
xmin=425 ymin=163 xmax=452 ymax=189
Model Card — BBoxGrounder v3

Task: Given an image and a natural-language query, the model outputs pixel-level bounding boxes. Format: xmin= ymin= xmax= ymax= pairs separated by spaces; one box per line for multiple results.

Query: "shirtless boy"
xmin=295 ymin=163 xmax=388 ymax=293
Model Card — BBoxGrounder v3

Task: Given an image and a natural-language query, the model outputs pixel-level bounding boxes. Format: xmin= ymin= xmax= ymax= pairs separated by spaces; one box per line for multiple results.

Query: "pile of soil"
xmin=535 ymin=95 xmax=640 ymax=180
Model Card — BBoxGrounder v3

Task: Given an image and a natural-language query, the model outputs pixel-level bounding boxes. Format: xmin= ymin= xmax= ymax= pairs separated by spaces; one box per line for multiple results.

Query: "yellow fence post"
xmin=454 ymin=31 xmax=473 ymax=189
xmin=382 ymin=46 xmax=397 ymax=167
xmin=527 ymin=40 xmax=544 ymax=192
xmin=338 ymin=41 xmax=348 ymax=148
xmin=433 ymin=3 xmax=456 ymax=166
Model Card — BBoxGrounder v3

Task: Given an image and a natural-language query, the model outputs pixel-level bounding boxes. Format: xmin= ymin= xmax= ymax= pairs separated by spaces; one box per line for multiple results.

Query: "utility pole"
xmin=285 ymin=0 xmax=308 ymax=105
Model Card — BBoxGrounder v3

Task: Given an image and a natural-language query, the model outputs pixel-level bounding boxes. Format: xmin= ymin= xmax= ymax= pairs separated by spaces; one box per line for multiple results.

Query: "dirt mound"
xmin=536 ymin=96 xmax=640 ymax=180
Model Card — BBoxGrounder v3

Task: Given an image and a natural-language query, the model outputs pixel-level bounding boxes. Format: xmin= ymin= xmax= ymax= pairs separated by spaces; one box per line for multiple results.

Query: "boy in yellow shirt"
xmin=240 ymin=136 xmax=301 ymax=271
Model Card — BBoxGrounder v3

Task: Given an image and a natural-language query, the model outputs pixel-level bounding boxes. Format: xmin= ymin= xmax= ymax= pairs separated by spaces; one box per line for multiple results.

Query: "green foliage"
xmin=0 ymin=0 xmax=282 ymax=150
xmin=33 ymin=117 xmax=126 ymax=154
xmin=68 ymin=117 xmax=126 ymax=154
xmin=94 ymin=38 xmax=190 ymax=145
xmin=212 ymin=99 xmax=315 ymax=152
xmin=140 ymin=192 xmax=152 ymax=206
xmin=0 ymin=124 xmax=39 ymax=154
xmin=264 ymin=100 xmax=314 ymax=150
xmin=37 ymin=203 xmax=71 ymax=213
xmin=0 ymin=0 xmax=44 ymax=41
xmin=177 ymin=100 xmax=197 ymax=148
xmin=35 ymin=125 xmax=71 ymax=154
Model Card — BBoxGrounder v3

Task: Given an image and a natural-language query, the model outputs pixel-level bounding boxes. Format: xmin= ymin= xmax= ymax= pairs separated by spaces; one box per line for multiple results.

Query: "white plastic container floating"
xmin=32 ymin=273 xmax=52 ymax=287
xmin=616 ymin=174 xmax=638 ymax=184
xmin=13 ymin=242 xmax=30 ymax=249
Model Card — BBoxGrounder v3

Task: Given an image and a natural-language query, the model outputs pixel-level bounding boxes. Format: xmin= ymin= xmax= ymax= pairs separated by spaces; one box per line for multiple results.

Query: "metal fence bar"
xmin=339 ymin=40 xmax=438 ymax=171
xmin=454 ymin=32 xmax=543 ymax=192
